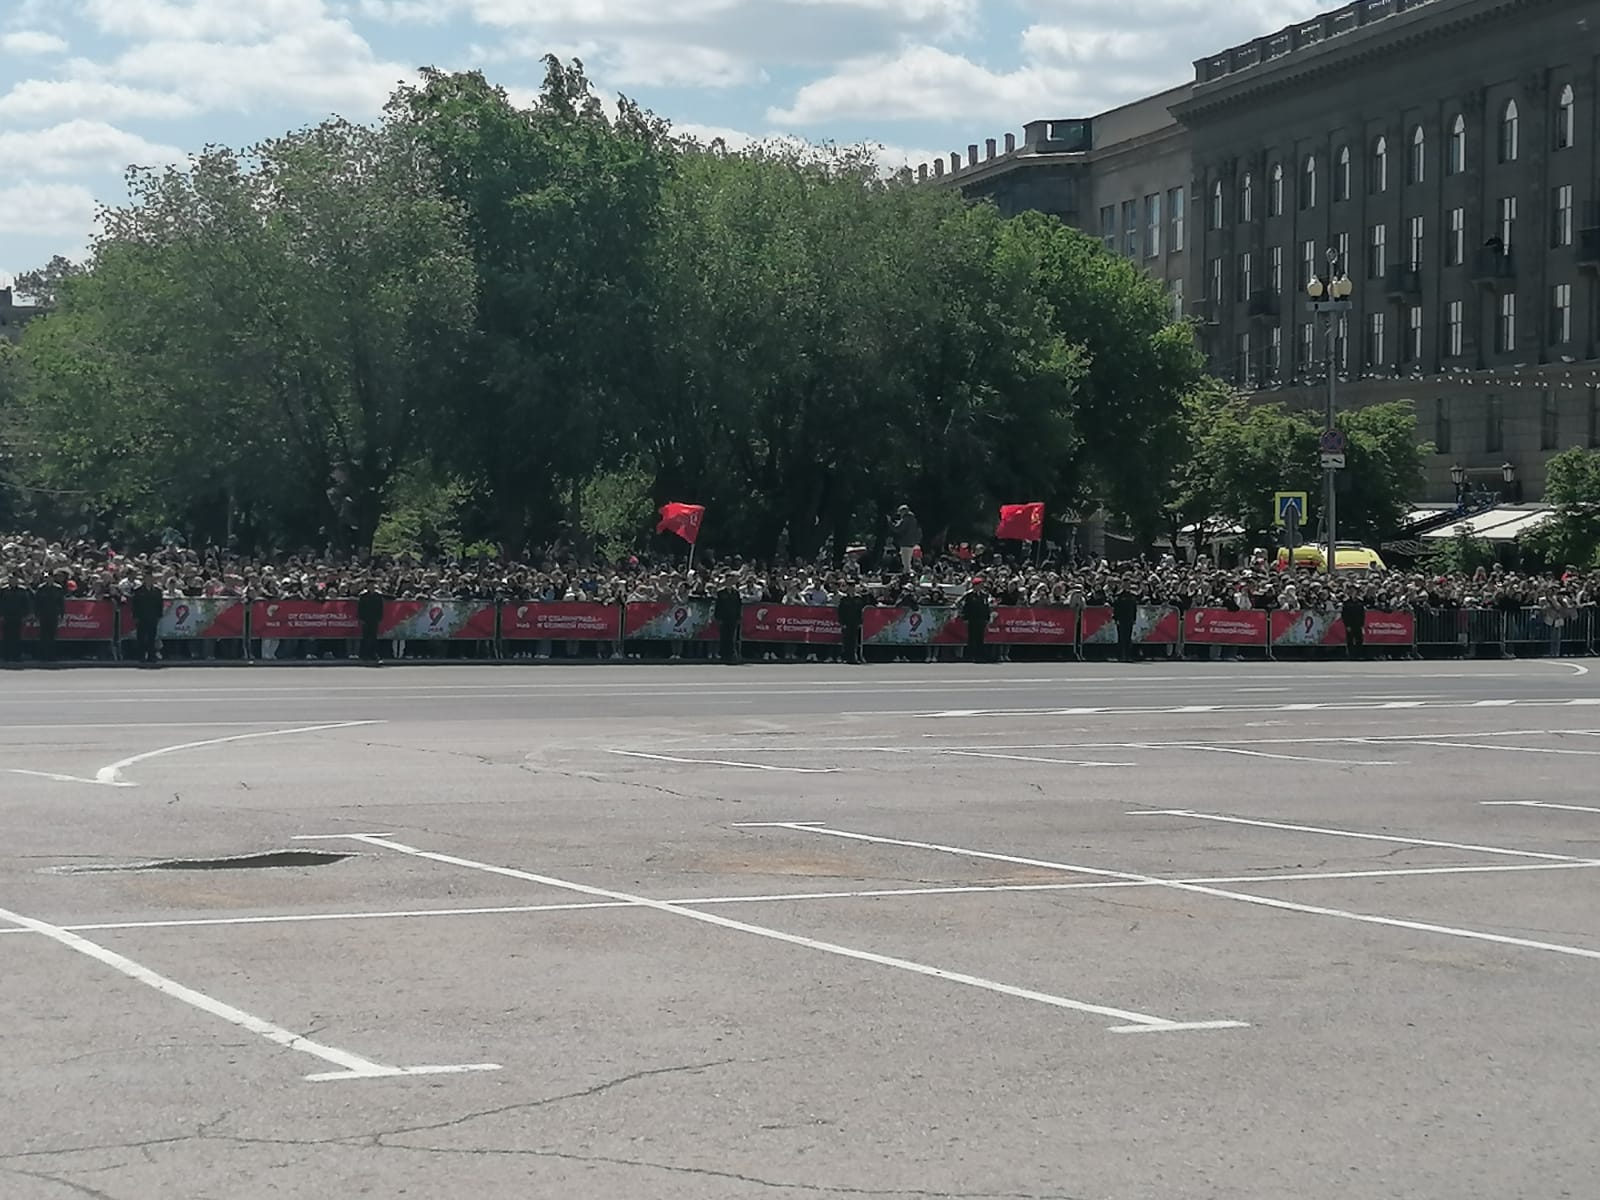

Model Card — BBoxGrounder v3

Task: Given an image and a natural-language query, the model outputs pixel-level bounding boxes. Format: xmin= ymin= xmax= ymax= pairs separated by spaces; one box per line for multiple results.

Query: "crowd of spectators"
xmin=2 ymin=531 xmax=1596 ymax=615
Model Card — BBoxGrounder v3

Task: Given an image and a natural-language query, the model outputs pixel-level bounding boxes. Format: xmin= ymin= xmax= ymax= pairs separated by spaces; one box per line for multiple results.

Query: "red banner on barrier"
xmin=503 ymin=602 xmax=621 ymax=640
xmin=23 ymin=599 xmax=116 ymax=640
xmin=1269 ymin=609 xmax=1339 ymax=648
xmin=1268 ymin=609 xmax=1417 ymax=647
xmin=380 ymin=600 xmax=497 ymax=640
xmin=623 ymin=601 xmax=717 ymax=641
xmin=1361 ymin=611 xmax=1416 ymax=646
xmin=1184 ymin=608 xmax=1268 ymax=646
xmin=1080 ymin=606 xmax=1180 ymax=645
xmin=742 ymin=605 xmax=841 ymax=644
xmin=988 ymin=607 xmax=1076 ymax=645
xmin=863 ymin=606 xmax=965 ymax=646
xmin=251 ymin=600 xmax=361 ymax=638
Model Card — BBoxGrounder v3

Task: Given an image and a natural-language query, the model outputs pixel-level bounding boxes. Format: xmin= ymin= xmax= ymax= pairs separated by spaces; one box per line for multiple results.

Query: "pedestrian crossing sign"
xmin=1274 ymin=491 xmax=1309 ymax=527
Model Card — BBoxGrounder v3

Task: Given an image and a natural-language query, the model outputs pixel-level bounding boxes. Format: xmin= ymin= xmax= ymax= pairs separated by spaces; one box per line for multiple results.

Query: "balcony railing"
xmin=1471 ymin=247 xmax=1516 ymax=284
xmin=1247 ymin=289 xmax=1281 ymax=321
xmin=1384 ymin=263 xmax=1422 ymax=298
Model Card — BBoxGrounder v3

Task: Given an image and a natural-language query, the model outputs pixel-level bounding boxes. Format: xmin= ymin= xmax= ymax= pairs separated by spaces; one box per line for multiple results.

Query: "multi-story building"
xmin=924 ymin=86 xmax=1192 ymax=314
xmin=928 ymin=0 xmax=1600 ymax=503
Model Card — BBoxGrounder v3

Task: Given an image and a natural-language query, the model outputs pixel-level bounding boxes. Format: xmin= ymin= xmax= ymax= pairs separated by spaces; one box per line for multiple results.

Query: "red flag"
xmin=656 ymin=502 xmax=706 ymax=545
xmin=996 ymin=502 xmax=1045 ymax=542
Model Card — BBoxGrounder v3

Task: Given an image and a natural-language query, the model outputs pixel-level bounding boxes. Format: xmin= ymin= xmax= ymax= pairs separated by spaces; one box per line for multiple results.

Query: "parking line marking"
xmin=1483 ymin=801 xmax=1600 ymax=815
xmin=1129 ymin=810 xmax=1583 ymax=861
xmin=770 ymin=825 xmax=1600 ymax=967
xmin=1137 ymin=745 xmax=1394 ymax=767
xmin=940 ymin=750 xmax=1136 ymax=768
xmin=608 ymin=750 xmax=838 ymax=773
xmin=1382 ymin=739 xmax=1600 ymax=757
xmin=5 ymin=859 xmax=1595 ymax=940
xmin=328 ymin=835 xmax=1245 ymax=1034
xmin=0 ymin=903 xmax=500 ymax=1082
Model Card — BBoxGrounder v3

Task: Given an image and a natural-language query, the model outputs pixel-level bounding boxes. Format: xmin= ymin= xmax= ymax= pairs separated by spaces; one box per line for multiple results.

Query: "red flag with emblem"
xmin=996 ymin=502 xmax=1045 ymax=542
xmin=656 ymin=502 xmax=706 ymax=545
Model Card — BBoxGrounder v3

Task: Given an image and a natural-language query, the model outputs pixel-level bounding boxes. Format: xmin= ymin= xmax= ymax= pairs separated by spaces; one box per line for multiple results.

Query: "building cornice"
xmin=1173 ymin=0 xmax=1553 ymax=123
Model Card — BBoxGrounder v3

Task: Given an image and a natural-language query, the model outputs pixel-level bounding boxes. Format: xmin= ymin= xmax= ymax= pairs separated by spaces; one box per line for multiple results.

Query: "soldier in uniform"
xmin=32 ymin=570 xmax=67 ymax=665
xmin=0 ymin=573 xmax=29 ymax=665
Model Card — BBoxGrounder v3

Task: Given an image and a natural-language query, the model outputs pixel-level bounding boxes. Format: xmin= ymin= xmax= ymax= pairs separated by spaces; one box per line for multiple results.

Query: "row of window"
xmin=1225 ymin=285 xmax=1581 ymax=392
xmin=1203 ymin=188 xmax=1586 ymax=314
xmin=1204 ymin=87 xmax=1579 ymax=229
xmin=1433 ymin=388 xmax=1600 ymax=456
xmin=1099 ymin=187 xmax=1187 ymax=259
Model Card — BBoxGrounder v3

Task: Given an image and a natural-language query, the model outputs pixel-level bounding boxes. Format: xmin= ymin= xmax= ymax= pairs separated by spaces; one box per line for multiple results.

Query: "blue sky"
xmin=0 ymin=0 xmax=1342 ymax=288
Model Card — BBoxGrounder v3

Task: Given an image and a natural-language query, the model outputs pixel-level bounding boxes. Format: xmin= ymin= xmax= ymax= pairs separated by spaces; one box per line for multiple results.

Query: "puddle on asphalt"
xmin=45 ymin=850 xmax=355 ymax=874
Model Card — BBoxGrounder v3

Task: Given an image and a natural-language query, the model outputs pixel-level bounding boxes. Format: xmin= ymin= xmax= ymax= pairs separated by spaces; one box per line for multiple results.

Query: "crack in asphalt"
xmin=359 ymin=1057 xmax=745 ymax=1143
xmin=0 ymin=1165 xmax=125 ymax=1200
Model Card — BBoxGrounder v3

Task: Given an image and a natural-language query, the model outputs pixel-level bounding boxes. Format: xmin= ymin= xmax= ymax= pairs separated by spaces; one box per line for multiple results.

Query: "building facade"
xmin=922 ymin=86 xmax=1193 ymax=310
xmin=930 ymin=0 xmax=1600 ymax=503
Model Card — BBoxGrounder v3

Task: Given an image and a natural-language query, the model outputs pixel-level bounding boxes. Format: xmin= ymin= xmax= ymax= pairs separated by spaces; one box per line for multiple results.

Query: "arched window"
xmin=1556 ymin=84 xmax=1575 ymax=150
xmin=1239 ymin=173 xmax=1253 ymax=223
xmin=1336 ymin=145 xmax=1351 ymax=201
xmin=1499 ymin=99 xmax=1519 ymax=162
xmin=1300 ymin=154 xmax=1317 ymax=210
xmin=1210 ymin=179 xmax=1224 ymax=228
xmin=1370 ymin=136 xmax=1387 ymax=194
xmin=1269 ymin=163 xmax=1284 ymax=216
xmin=1409 ymin=125 xmax=1425 ymax=184
xmin=1447 ymin=114 xmax=1466 ymax=175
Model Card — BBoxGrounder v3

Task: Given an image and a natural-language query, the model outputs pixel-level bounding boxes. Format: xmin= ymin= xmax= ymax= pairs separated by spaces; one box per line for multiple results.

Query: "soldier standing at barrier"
xmin=838 ymin=580 xmax=867 ymax=665
xmin=960 ymin=577 xmax=992 ymax=664
xmin=1341 ymin=590 xmax=1368 ymax=661
xmin=714 ymin=574 xmax=743 ymax=665
xmin=0 ymin=572 xmax=28 ymax=665
xmin=357 ymin=577 xmax=386 ymax=665
xmin=32 ymin=569 xmax=67 ymax=665
xmin=1113 ymin=580 xmax=1140 ymax=663
xmin=130 ymin=578 xmax=164 ymax=666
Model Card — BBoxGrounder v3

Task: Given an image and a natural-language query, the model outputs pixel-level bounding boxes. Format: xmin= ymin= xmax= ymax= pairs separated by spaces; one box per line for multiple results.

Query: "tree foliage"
xmin=7 ymin=60 xmax=1391 ymax=561
xmin=1520 ymin=448 xmax=1600 ymax=568
xmin=1177 ymin=390 xmax=1429 ymax=549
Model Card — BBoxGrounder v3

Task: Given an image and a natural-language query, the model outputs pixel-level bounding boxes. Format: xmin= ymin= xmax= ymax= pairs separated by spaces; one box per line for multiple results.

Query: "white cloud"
xmin=0 ymin=30 xmax=69 ymax=55
xmin=770 ymin=0 xmax=1345 ymax=126
xmin=0 ymin=79 xmax=197 ymax=122
xmin=77 ymin=0 xmax=331 ymax=41
xmin=0 ymin=121 xmax=186 ymax=176
xmin=672 ymin=119 xmax=938 ymax=175
xmin=0 ymin=183 xmax=99 ymax=239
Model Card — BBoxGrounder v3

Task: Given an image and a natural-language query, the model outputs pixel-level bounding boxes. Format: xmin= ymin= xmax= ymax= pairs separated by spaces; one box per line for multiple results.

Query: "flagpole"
xmin=688 ymin=543 xmax=696 ymax=573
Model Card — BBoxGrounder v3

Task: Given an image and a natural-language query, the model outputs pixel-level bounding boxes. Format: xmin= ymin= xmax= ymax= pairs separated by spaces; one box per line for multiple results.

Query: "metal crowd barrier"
xmin=10 ymin=599 xmax=1597 ymax=664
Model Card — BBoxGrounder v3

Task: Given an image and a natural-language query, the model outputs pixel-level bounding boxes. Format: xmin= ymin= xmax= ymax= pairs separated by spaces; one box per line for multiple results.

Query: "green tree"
xmin=388 ymin=61 xmax=672 ymax=549
xmin=1178 ymin=392 xmax=1428 ymax=549
xmin=18 ymin=116 xmax=474 ymax=549
xmin=1013 ymin=213 xmax=1205 ymax=549
xmin=1521 ymin=447 xmax=1600 ymax=568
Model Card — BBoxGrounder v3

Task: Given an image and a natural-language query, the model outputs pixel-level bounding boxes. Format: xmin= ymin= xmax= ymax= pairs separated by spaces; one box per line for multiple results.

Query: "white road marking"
xmin=607 ymin=749 xmax=838 ymax=773
xmin=1483 ymin=801 xmax=1600 ymax=815
xmin=921 ymin=698 xmax=1600 ymax=719
xmin=0 ymin=903 xmax=500 ymax=1082
xmin=6 ymin=859 xmax=1596 ymax=940
xmin=327 ymin=834 xmax=1246 ymax=1034
xmin=1374 ymin=739 xmax=1600 ymax=757
xmin=5 ymin=721 xmax=386 ymax=788
xmin=1543 ymin=661 xmax=1590 ymax=676
xmin=768 ymin=825 xmax=1600 ymax=967
xmin=93 ymin=721 xmax=385 ymax=786
xmin=1129 ymin=810 xmax=1583 ymax=862
xmin=1474 ymin=699 xmax=1518 ymax=707
xmin=1134 ymin=745 xmax=1394 ymax=767
xmin=939 ymin=750 xmax=1136 ymax=768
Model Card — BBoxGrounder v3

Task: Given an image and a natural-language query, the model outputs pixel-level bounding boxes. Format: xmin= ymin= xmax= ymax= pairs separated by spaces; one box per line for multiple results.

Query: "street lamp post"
xmin=1306 ymin=251 xmax=1354 ymax=574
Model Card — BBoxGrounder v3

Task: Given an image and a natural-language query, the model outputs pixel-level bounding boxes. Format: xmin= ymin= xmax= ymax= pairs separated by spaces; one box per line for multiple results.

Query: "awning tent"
xmin=1420 ymin=506 xmax=1553 ymax=542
